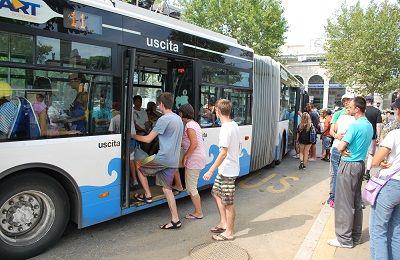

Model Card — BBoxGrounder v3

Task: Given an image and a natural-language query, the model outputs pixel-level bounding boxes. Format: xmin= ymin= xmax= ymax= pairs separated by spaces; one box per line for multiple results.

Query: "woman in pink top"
xmin=178 ymin=104 xmax=207 ymax=219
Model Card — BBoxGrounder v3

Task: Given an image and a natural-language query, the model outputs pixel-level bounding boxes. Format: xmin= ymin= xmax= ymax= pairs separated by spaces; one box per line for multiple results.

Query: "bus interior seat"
xmin=9 ymin=97 xmax=41 ymax=139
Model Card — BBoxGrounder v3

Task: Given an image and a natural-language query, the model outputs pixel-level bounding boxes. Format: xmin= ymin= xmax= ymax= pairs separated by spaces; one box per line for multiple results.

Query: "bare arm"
xmin=183 ymin=128 xmax=198 ymax=164
xmin=372 ymin=146 xmax=391 ymax=168
xmin=203 ymin=147 xmax=228 ymax=180
xmin=376 ymin=123 xmax=382 ymax=143
xmin=133 ymin=131 xmax=158 ymax=143
xmin=330 ymin=123 xmax=337 ymax=138
xmin=337 ymin=140 xmax=348 ymax=153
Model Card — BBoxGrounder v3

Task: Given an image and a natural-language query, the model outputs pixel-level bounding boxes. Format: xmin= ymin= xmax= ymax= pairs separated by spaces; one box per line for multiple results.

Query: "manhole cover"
xmin=190 ymin=242 xmax=249 ymax=260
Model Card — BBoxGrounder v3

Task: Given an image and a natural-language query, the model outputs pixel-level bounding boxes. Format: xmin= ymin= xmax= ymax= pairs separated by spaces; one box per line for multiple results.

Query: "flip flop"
xmin=134 ymin=193 xmax=153 ymax=203
xmin=185 ymin=213 xmax=203 ymax=220
xmin=210 ymin=226 xmax=226 ymax=233
xmin=212 ymin=234 xmax=234 ymax=241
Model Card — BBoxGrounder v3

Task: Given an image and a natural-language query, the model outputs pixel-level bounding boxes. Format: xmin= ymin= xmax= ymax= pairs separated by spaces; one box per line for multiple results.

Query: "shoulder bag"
xmin=362 ymin=164 xmax=400 ymax=206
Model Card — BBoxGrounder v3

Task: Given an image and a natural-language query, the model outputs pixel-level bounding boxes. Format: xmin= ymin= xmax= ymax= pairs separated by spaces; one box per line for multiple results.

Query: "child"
xmin=203 ymin=99 xmax=240 ymax=241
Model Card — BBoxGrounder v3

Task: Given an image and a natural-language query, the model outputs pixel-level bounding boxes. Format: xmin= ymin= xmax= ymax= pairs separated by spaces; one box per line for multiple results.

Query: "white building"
xmin=280 ymin=41 xmax=346 ymax=109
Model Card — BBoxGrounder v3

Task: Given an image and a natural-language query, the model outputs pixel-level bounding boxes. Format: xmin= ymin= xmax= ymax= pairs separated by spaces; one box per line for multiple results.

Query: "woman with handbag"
xmin=370 ymin=98 xmax=400 ymax=260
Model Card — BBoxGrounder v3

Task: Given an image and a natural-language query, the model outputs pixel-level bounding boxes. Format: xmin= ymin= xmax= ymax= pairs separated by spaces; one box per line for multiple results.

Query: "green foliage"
xmin=180 ymin=0 xmax=287 ymax=57
xmin=324 ymin=1 xmax=400 ymax=95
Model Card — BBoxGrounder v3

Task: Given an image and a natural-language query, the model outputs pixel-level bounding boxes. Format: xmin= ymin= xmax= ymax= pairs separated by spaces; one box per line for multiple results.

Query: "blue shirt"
xmin=342 ymin=117 xmax=373 ymax=162
xmin=153 ymin=112 xmax=183 ymax=167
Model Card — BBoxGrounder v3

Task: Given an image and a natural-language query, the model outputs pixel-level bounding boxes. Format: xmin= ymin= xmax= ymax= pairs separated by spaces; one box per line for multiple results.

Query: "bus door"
xmin=121 ymin=48 xmax=136 ymax=208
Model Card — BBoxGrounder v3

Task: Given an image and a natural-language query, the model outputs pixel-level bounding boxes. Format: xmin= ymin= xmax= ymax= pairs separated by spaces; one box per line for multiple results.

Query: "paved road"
xmin=34 ymin=155 xmax=331 ymax=260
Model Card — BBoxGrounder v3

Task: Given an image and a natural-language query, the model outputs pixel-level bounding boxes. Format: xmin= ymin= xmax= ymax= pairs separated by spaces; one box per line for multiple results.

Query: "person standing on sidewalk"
xmin=327 ymin=93 xmax=355 ymax=207
xmin=321 ymin=109 xmax=332 ymax=162
xmin=203 ymin=99 xmax=240 ymax=241
xmin=364 ymin=96 xmax=382 ymax=181
xmin=369 ymin=98 xmax=400 ymax=260
xmin=328 ymin=96 xmax=373 ymax=248
xmin=306 ymin=103 xmax=320 ymax=161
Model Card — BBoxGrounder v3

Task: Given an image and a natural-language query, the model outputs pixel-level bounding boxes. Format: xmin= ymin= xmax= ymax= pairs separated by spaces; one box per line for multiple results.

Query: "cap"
xmin=341 ymin=93 xmax=355 ymax=100
xmin=0 ymin=81 xmax=12 ymax=98
xmin=391 ymin=98 xmax=400 ymax=109
xmin=365 ymin=95 xmax=374 ymax=102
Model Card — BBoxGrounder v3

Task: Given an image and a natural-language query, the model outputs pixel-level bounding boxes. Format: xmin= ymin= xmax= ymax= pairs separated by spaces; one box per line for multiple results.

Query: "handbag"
xmin=362 ymin=164 xmax=400 ymax=206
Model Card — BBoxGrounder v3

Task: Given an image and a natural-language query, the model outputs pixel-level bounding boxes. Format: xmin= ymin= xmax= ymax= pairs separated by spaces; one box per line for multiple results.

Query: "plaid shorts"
xmin=211 ymin=174 xmax=237 ymax=205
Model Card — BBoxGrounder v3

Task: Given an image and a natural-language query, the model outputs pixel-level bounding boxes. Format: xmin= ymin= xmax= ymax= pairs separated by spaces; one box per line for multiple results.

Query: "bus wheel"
xmin=0 ymin=173 xmax=70 ymax=259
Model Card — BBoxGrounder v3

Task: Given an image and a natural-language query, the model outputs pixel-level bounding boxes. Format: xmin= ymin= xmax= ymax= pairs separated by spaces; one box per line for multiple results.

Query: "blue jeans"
xmin=370 ymin=179 xmax=400 ymax=260
xmin=329 ymin=147 xmax=341 ymax=199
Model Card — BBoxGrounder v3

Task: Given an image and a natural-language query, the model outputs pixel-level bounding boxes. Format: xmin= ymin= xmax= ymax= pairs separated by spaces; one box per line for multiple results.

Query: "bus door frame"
xmin=122 ymin=48 xmax=136 ymax=208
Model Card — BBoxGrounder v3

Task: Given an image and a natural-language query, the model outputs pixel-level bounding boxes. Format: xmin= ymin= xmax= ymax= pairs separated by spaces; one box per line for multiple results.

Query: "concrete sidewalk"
xmin=309 ymin=205 xmax=370 ymax=260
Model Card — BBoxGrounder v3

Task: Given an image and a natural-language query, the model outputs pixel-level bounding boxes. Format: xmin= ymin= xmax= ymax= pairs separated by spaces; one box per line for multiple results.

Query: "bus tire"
xmin=275 ymin=134 xmax=286 ymax=166
xmin=0 ymin=172 xmax=70 ymax=260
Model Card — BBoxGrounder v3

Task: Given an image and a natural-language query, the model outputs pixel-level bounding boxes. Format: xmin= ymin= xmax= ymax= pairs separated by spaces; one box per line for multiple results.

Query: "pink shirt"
xmin=182 ymin=120 xmax=207 ymax=170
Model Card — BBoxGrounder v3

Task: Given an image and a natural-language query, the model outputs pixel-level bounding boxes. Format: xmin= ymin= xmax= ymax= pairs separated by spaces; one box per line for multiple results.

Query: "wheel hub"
xmin=0 ymin=194 xmax=42 ymax=236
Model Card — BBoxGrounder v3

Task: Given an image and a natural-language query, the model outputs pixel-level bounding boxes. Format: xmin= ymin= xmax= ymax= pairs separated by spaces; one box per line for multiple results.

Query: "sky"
xmin=281 ymin=0 xmax=396 ymax=47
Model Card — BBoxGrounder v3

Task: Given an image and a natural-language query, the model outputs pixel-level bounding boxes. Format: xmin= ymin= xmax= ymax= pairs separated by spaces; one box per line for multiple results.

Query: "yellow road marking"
xmin=311 ymin=208 xmax=336 ymax=260
xmin=238 ymin=173 xmax=277 ymax=189
xmin=264 ymin=176 xmax=299 ymax=193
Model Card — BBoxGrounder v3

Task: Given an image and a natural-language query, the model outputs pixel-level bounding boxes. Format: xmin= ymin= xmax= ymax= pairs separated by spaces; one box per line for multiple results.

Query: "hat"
xmin=0 ymin=81 xmax=12 ymax=98
xmin=341 ymin=93 xmax=355 ymax=100
xmin=391 ymin=98 xmax=400 ymax=109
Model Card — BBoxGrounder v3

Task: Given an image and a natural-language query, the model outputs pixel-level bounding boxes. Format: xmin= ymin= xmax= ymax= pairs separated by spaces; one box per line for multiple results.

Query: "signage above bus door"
xmin=0 ymin=0 xmax=62 ymax=24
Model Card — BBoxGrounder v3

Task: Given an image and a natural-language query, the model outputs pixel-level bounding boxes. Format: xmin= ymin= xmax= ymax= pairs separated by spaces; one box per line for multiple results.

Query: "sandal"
xmin=185 ymin=213 xmax=203 ymax=220
xmin=134 ymin=193 xmax=153 ymax=203
xmin=212 ymin=233 xmax=234 ymax=241
xmin=160 ymin=220 xmax=182 ymax=229
xmin=210 ymin=226 xmax=226 ymax=233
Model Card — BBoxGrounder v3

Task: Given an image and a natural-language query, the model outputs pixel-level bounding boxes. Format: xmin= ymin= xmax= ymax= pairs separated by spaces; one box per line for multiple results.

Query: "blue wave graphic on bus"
xmin=80 ymin=158 xmax=121 ymax=193
xmin=80 ymin=158 xmax=122 ymax=227
xmin=199 ymin=145 xmax=251 ymax=186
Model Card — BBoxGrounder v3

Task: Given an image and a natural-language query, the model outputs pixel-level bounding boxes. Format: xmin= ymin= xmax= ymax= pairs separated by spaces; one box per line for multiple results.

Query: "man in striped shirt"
xmin=0 ymin=81 xmax=17 ymax=139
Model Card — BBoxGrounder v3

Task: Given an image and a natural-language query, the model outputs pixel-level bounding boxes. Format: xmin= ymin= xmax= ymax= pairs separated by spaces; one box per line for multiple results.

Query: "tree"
xmin=179 ymin=0 xmax=287 ymax=57
xmin=324 ymin=2 xmax=400 ymax=95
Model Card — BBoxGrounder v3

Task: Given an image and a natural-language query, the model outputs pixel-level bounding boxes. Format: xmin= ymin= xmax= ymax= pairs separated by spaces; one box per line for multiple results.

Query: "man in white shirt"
xmin=204 ymin=99 xmax=240 ymax=241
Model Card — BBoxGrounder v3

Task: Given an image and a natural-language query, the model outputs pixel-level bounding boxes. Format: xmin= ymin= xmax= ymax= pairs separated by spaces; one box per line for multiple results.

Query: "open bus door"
xmin=122 ymin=48 xmax=136 ymax=208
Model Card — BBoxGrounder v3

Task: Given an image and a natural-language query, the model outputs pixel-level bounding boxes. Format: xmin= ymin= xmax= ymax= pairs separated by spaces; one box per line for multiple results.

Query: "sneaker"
xmin=327 ymin=239 xmax=353 ymax=248
xmin=299 ymin=161 xmax=305 ymax=170
xmin=329 ymin=200 xmax=335 ymax=208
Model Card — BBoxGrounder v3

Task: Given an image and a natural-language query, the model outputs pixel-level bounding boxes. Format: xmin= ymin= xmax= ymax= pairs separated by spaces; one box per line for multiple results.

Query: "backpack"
xmin=309 ymin=125 xmax=317 ymax=144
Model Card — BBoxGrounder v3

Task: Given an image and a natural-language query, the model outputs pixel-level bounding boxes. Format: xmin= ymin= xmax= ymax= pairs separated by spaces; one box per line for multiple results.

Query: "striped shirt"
xmin=0 ymin=101 xmax=18 ymax=136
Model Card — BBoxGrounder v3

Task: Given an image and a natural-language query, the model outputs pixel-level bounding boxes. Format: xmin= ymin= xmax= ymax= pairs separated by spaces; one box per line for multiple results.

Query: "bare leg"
xmin=162 ymin=187 xmax=180 ymax=224
xmin=212 ymin=193 xmax=227 ymax=229
xmin=299 ymin=144 xmax=305 ymax=162
xmin=221 ymin=204 xmax=235 ymax=238
xmin=304 ymin=144 xmax=312 ymax=165
xmin=129 ymin=161 xmax=137 ymax=183
xmin=136 ymin=169 xmax=152 ymax=198
xmin=189 ymin=193 xmax=203 ymax=217
xmin=173 ymin=171 xmax=184 ymax=191
xmin=311 ymin=144 xmax=316 ymax=159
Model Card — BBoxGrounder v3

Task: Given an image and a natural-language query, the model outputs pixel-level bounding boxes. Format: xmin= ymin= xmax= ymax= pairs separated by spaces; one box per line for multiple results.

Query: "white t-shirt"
xmin=108 ymin=114 xmax=120 ymax=134
xmin=133 ymin=107 xmax=148 ymax=130
xmin=332 ymin=114 xmax=356 ymax=148
xmin=218 ymin=121 xmax=240 ymax=177
xmin=379 ymin=129 xmax=400 ymax=181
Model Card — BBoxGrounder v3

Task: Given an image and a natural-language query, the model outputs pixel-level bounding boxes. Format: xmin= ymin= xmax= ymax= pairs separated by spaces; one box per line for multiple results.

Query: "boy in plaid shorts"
xmin=203 ymin=99 xmax=240 ymax=241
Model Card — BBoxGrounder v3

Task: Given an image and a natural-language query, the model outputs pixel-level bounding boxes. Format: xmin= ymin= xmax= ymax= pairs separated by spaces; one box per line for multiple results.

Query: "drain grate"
xmin=190 ymin=242 xmax=249 ymax=260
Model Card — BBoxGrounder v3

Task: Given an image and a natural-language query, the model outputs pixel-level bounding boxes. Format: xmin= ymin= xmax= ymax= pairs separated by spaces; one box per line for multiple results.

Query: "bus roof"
xmin=70 ymin=0 xmax=253 ymax=52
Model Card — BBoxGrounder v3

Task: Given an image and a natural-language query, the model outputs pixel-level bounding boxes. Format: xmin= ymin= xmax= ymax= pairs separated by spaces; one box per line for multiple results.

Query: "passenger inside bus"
xmin=32 ymin=93 xmax=48 ymax=136
xmin=146 ymin=101 xmax=161 ymax=128
xmin=0 ymin=81 xmax=18 ymax=139
xmin=133 ymin=95 xmax=151 ymax=135
xmin=67 ymin=91 xmax=88 ymax=133
xmin=200 ymin=97 xmax=216 ymax=127
xmin=92 ymin=96 xmax=112 ymax=133
xmin=108 ymin=102 xmax=121 ymax=134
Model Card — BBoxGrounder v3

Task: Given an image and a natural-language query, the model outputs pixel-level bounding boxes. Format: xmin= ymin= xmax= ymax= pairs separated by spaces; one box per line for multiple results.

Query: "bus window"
xmin=0 ymin=67 xmax=115 ymax=141
xmin=223 ymin=88 xmax=252 ymax=125
xmin=199 ymin=85 xmax=221 ymax=127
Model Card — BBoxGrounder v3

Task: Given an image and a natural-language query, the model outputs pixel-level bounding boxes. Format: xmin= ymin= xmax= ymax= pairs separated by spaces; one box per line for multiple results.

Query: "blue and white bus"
xmin=0 ymin=0 xmax=304 ymax=258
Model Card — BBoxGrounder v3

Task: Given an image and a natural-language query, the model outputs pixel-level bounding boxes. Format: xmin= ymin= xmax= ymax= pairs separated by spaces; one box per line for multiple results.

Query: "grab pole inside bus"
xmin=123 ymin=48 xmax=136 ymax=208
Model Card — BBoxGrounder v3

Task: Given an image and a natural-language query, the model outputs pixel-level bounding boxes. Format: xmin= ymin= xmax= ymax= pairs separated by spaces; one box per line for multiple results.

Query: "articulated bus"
xmin=0 ymin=0 xmax=304 ymax=258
